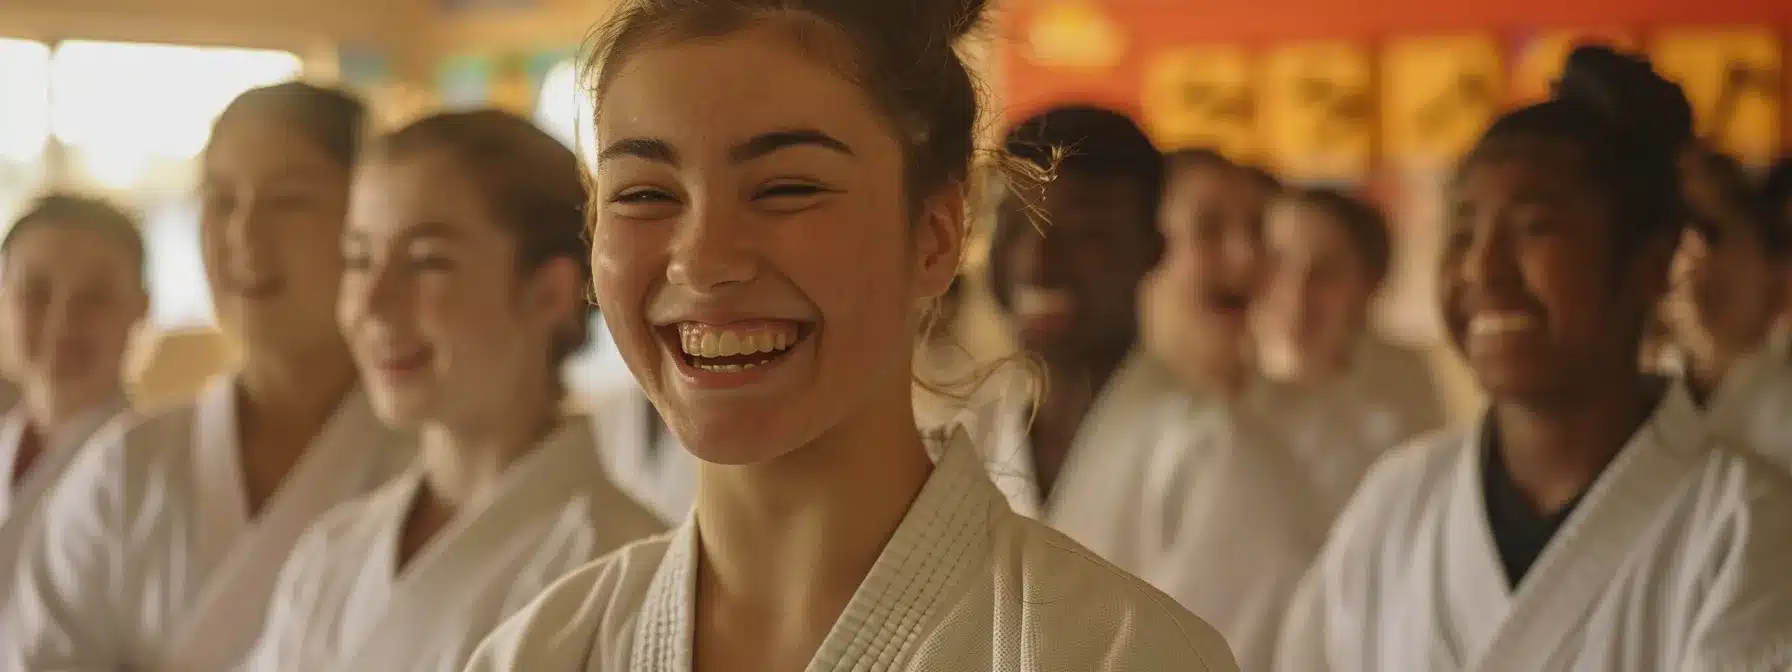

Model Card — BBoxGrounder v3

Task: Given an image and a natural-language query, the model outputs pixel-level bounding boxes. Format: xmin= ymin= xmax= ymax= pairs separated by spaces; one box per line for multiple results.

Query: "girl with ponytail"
xmin=1276 ymin=46 xmax=1792 ymax=672
xmin=466 ymin=0 xmax=1239 ymax=669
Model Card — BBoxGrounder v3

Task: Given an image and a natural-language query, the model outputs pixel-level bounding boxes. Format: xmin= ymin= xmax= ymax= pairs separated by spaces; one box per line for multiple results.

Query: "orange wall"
xmin=1002 ymin=0 xmax=1792 ymax=123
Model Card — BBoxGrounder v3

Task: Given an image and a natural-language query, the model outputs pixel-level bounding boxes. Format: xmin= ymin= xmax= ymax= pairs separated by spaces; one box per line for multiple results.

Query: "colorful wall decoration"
xmin=1140 ymin=45 xmax=1257 ymax=159
xmin=1260 ymin=41 xmax=1374 ymax=180
xmin=1383 ymin=36 xmax=1504 ymax=171
xmin=435 ymin=47 xmax=575 ymax=116
xmin=1652 ymin=28 xmax=1783 ymax=164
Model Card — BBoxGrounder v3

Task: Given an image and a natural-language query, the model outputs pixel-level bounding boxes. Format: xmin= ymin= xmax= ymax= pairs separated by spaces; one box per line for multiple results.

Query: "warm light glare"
xmin=50 ymin=41 xmax=302 ymax=167
xmin=0 ymin=39 xmax=52 ymax=163
xmin=534 ymin=60 xmax=598 ymax=167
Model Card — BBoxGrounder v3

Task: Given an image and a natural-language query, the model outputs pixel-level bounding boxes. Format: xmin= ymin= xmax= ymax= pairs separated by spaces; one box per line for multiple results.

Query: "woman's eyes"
xmin=613 ymin=188 xmax=677 ymax=204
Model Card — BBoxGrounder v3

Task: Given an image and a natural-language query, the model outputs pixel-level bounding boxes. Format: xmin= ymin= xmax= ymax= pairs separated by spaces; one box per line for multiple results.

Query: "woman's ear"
xmin=911 ymin=185 xmax=967 ymax=301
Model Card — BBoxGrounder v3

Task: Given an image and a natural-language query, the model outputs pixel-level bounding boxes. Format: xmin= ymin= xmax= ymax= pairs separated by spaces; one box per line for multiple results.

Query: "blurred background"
xmin=0 ymin=0 xmax=1788 ymax=417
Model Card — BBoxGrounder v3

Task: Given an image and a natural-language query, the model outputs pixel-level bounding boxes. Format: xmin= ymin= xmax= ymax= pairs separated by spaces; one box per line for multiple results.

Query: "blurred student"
xmin=244 ymin=110 xmax=663 ymax=671
xmin=466 ymin=0 xmax=1239 ymax=668
xmin=1126 ymin=150 xmax=1342 ymax=670
xmin=1663 ymin=148 xmax=1792 ymax=470
xmin=1278 ymin=47 xmax=1792 ymax=671
xmin=1138 ymin=150 xmax=1266 ymax=398
xmin=1254 ymin=187 xmax=1447 ymax=509
xmin=979 ymin=106 xmax=1176 ymax=570
xmin=0 ymin=196 xmax=144 ymax=601
xmin=3 ymin=83 xmax=410 ymax=670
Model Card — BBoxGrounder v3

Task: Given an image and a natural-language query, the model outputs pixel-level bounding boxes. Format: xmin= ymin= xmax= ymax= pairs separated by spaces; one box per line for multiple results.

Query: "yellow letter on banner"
xmin=1140 ymin=45 xmax=1258 ymax=160
xmin=1652 ymin=28 xmax=1782 ymax=165
xmin=1383 ymin=36 xmax=1504 ymax=170
xmin=1260 ymin=41 xmax=1374 ymax=181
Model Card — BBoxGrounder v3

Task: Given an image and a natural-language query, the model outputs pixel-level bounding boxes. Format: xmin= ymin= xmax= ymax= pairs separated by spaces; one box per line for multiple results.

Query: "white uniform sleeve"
xmin=1274 ymin=565 xmax=1330 ymax=672
xmin=464 ymin=559 xmax=619 ymax=672
xmin=4 ymin=426 xmax=135 ymax=670
xmin=239 ymin=527 xmax=329 ymax=672
xmin=1681 ymin=464 xmax=1792 ymax=670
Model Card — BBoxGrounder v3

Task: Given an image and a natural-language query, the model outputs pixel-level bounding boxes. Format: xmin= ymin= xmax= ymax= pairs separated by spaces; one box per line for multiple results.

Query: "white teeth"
xmin=1469 ymin=313 xmax=1537 ymax=336
xmin=1014 ymin=286 xmax=1072 ymax=317
xmin=676 ymin=323 xmax=799 ymax=359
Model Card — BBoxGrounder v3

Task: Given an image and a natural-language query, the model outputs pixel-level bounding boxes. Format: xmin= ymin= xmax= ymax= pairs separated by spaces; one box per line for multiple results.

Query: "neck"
xmin=22 ymin=378 xmax=122 ymax=436
xmin=1040 ymin=347 xmax=1128 ymax=411
xmin=1493 ymin=371 xmax=1661 ymax=514
xmin=1684 ymin=337 xmax=1759 ymax=401
xmin=418 ymin=384 xmax=560 ymax=509
xmin=694 ymin=379 xmax=933 ymax=639
xmin=235 ymin=346 xmax=358 ymax=445
xmin=1263 ymin=337 xmax=1352 ymax=387
xmin=1158 ymin=338 xmax=1250 ymax=398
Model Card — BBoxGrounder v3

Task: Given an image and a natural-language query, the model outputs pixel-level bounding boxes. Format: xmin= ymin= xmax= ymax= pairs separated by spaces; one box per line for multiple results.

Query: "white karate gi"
xmin=1698 ymin=345 xmax=1792 ymax=472
xmin=0 ymin=397 xmax=131 ymax=607
xmin=1264 ymin=337 xmax=1449 ymax=514
xmin=1133 ymin=388 xmax=1336 ymax=672
xmin=1277 ymin=382 xmax=1792 ymax=672
xmin=463 ymin=430 xmax=1241 ymax=671
xmin=962 ymin=352 xmax=1188 ymax=571
xmin=2 ymin=375 xmax=410 ymax=671
xmin=243 ymin=415 xmax=664 ymax=671
xmin=586 ymin=385 xmax=695 ymax=524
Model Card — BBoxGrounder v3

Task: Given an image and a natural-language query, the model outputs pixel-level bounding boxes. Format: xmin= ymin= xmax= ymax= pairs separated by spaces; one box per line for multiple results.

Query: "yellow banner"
xmin=1140 ymin=45 xmax=1258 ymax=160
xmin=1383 ymin=36 xmax=1504 ymax=169
xmin=1260 ymin=41 xmax=1374 ymax=180
xmin=1652 ymin=28 xmax=1782 ymax=165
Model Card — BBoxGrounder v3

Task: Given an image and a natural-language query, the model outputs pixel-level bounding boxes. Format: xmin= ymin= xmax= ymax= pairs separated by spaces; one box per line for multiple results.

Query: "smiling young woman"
xmin=463 ymin=0 xmax=1239 ymax=670
xmin=1277 ymin=46 xmax=1792 ymax=672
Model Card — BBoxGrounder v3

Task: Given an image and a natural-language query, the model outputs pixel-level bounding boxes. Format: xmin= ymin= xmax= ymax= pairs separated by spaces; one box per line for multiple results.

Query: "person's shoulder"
xmin=468 ymin=532 xmax=678 ymax=670
xmin=1680 ymin=445 xmax=1792 ymax=522
xmin=990 ymin=512 xmax=1241 ymax=671
xmin=49 ymin=402 xmax=201 ymax=501
xmin=570 ymin=478 xmax=673 ymax=547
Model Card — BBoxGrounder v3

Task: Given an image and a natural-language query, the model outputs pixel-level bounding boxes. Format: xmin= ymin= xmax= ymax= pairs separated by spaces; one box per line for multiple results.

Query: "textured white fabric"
xmin=1264 ymin=337 xmax=1448 ymax=514
xmin=2 ymin=375 xmax=410 ymax=671
xmin=243 ymin=414 xmax=664 ymax=672
xmin=0 ymin=396 xmax=128 ymax=523
xmin=1699 ymin=346 xmax=1792 ymax=472
xmin=585 ymin=385 xmax=695 ymax=525
xmin=0 ymin=397 xmax=130 ymax=611
xmin=1136 ymin=391 xmax=1333 ymax=672
xmin=1277 ymin=382 xmax=1792 ymax=672
xmin=962 ymin=352 xmax=1186 ymax=571
xmin=464 ymin=431 xmax=1241 ymax=672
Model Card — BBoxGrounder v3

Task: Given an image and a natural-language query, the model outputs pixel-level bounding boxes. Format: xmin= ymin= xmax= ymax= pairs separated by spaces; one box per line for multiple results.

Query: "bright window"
xmin=0 ymin=39 xmax=51 ymax=164
xmin=534 ymin=59 xmax=597 ymax=164
xmin=51 ymin=40 xmax=302 ymax=189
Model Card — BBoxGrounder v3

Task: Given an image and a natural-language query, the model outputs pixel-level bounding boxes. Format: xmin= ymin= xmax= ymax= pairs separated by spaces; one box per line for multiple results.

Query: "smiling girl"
xmin=4 ymin=83 xmax=411 ymax=670
xmin=465 ymin=0 xmax=1238 ymax=670
xmin=1276 ymin=46 xmax=1792 ymax=672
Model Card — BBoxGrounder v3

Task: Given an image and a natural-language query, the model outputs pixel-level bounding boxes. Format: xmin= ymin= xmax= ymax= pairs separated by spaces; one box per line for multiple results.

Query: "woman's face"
xmin=0 ymin=226 xmax=145 ymax=397
xmin=1256 ymin=199 xmax=1374 ymax=378
xmin=1441 ymin=139 xmax=1672 ymax=401
xmin=591 ymin=27 xmax=962 ymax=465
xmin=992 ymin=172 xmax=1153 ymax=364
xmin=200 ymin=117 xmax=352 ymax=361
xmin=1150 ymin=163 xmax=1266 ymax=353
xmin=338 ymin=152 xmax=580 ymax=429
xmin=1664 ymin=162 xmax=1784 ymax=360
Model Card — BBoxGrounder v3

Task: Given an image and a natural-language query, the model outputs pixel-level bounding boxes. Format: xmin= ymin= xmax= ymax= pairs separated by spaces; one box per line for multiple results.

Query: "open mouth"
xmin=1206 ymin=290 xmax=1251 ymax=315
xmin=664 ymin=321 xmax=812 ymax=374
